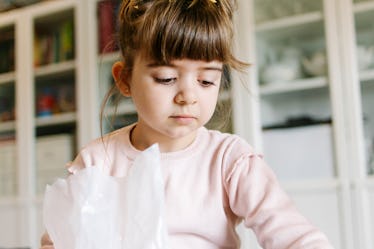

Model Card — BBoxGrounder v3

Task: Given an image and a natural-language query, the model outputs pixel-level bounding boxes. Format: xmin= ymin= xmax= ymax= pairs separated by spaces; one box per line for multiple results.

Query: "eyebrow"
xmin=146 ymin=62 xmax=223 ymax=72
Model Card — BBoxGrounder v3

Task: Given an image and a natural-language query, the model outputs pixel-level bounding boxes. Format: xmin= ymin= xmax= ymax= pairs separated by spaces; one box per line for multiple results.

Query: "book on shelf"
xmin=0 ymin=132 xmax=15 ymax=143
xmin=98 ymin=0 xmax=120 ymax=54
xmin=0 ymin=29 xmax=15 ymax=74
xmin=0 ymin=85 xmax=15 ymax=122
xmin=60 ymin=20 xmax=74 ymax=61
xmin=34 ymin=19 xmax=75 ymax=66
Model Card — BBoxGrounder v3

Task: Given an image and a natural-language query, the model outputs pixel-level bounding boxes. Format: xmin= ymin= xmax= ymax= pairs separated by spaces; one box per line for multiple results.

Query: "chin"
xmin=166 ymin=127 xmax=198 ymax=138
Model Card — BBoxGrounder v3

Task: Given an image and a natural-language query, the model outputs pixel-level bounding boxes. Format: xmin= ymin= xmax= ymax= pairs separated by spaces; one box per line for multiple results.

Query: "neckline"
xmin=122 ymin=123 xmax=206 ymax=161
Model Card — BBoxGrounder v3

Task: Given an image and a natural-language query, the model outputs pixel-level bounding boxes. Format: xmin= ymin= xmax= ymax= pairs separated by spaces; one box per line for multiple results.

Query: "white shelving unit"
xmin=0 ymin=1 xmax=99 ymax=248
xmin=1 ymin=0 xmax=374 ymax=248
xmin=233 ymin=0 xmax=374 ymax=248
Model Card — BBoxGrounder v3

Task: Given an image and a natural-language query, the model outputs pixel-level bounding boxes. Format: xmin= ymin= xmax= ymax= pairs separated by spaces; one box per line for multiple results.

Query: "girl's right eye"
xmin=154 ymin=77 xmax=177 ymax=85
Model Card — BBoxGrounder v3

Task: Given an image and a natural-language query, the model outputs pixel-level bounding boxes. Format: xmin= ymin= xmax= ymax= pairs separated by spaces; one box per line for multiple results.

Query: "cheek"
xmin=201 ymin=91 xmax=219 ymax=117
xmin=133 ymin=90 xmax=171 ymax=116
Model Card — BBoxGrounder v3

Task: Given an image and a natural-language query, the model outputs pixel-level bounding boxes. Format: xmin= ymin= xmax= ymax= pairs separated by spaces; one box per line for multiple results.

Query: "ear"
xmin=112 ymin=61 xmax=131 ymax=97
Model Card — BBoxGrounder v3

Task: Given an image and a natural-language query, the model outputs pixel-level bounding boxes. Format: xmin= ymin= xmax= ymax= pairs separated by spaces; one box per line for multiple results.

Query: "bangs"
xmin=137 ymin=1 xmax=232 ymax=63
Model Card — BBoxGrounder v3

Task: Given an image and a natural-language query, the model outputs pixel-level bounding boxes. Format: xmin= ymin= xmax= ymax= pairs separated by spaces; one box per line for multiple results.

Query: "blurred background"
xmin=0 ymin=0 xmax=373 ymax=248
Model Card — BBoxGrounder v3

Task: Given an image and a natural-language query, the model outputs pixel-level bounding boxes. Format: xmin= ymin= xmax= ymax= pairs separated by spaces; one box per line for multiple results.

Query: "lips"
xmin=170 ymin=115 xmax=196 ymax=124
xmin=170 ymin=114 xmax=195 ymax=119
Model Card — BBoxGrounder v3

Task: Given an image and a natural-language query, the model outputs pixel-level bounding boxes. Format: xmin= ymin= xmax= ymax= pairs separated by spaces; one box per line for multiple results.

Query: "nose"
xmin=174 ymin=81 xmax=197 ymax=105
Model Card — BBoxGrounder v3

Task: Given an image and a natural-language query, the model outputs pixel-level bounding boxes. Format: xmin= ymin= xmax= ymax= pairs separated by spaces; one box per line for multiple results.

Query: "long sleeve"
xmin=224 ymin=154 xmax=334 ymax=249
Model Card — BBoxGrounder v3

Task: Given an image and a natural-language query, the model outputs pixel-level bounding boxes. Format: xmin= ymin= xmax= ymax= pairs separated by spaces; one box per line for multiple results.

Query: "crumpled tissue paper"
xmin=43 ymin=144 xmax=169 ymax=249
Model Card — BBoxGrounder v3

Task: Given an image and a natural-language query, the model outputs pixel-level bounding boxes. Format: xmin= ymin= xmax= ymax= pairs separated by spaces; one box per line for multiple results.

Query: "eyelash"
xmin=199 ymin=80 xmax=215 ymax=87
xmin=154 ymin=77 xmax=215 ymax=87
xmin=154 ymin=77 xmax=176 ymax=85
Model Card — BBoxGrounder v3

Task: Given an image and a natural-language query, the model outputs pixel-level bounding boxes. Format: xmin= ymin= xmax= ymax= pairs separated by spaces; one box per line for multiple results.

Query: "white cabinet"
xmin=233 ymin=0 xmax=374 ymax=248
xmin=0 ymin=1 xmax=96 ymax=248
xmin=1 ymin=0 xmax=373 ymax=248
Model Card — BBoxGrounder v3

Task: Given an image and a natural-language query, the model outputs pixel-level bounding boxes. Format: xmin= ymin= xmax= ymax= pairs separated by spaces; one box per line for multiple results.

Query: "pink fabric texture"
xmin=41 ymin=124 xmax=334 ymax=249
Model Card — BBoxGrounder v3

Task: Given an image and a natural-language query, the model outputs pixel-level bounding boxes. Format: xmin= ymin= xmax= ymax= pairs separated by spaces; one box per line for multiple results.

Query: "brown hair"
xmin=101 ymin=0 xmax=247 ymax=134
xmin=117 ymin=0 xmax=246 ymax=70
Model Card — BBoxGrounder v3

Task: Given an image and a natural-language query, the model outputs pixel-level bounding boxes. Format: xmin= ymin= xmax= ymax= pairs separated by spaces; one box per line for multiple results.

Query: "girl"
xmin=41 ymin=0 xmax=334 ymax=248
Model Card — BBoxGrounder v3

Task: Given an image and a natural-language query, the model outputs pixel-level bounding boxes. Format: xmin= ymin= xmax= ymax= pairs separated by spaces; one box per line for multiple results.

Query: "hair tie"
xmin=186 ymin=0 xmax=217 ymax=8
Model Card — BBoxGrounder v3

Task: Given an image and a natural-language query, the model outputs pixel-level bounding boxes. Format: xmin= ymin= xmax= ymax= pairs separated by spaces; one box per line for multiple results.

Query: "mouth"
xmin=170 ymin=115 xmax=196 ymax=124
xmin=170 ymin=114 xmax=195 ymax=119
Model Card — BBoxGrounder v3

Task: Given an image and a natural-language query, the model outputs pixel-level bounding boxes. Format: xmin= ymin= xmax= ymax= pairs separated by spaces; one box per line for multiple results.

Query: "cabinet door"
xmin=32 ymin=4 xmax=77 ymax=195
xmin=353 ymin=0 xmax=374 ymax=178
xmin=251 ymin=0 xmax=345 ymax=247
xmin=0 ymin=16 xmax=31 ymax=248
xmin=351 ymin=0 xmax=374 ymax=248
xmin=29 ymin=4 xmax=79 ymax=248
xmin=254 ymin=0 xmax=336 ymax=181
xmin=0 ymin=23 xmax=17 ymax=198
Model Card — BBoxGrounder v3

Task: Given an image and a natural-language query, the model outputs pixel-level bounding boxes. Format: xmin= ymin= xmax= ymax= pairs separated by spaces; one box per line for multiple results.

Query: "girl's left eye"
xmin=199 ymin=80 xmax=215 ymax=87
xmin=154 ymin=77 xmax=176 ymax=84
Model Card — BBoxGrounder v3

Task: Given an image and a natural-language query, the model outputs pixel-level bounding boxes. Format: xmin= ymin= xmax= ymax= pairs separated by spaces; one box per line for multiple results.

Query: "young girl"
xmin=41 ymin=0 xmax=334 ymax=248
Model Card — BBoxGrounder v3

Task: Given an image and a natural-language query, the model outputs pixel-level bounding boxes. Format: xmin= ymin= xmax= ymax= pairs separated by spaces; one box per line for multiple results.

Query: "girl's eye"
xmin=154 ymin=77 xmax=176 ymax=84
xmin=199 ymin=80 xmax=215 ymax=87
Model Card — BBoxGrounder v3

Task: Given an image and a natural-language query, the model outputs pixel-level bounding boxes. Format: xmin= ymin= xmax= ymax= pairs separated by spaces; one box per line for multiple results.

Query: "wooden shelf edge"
xmin=98 ymin=51 xmax=121 ymax=64
xmin=0 ymin=71 xmax=16 ymax=85
xmin=281 ymin=178 xmax=340 ymax=192
xmin=34 ymin=60 xmax=76 ymax=78
xmin=359 ymin=68 xmax=374 ymax=82
xmin=256 ymin=11 xmax=323 ymax=33
xmin=353 ymin=1 xmax=374 ymax=14
xmin=260 ymin=76 xmax=328 ymax=95
xmin=35 ymin=112 xmax=76 ymax=127
xmin=0 ymin=120 xmax=16 ymax=133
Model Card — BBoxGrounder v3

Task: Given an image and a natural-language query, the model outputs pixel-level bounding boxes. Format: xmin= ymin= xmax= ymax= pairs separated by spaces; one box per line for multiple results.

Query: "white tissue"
xmin=43 ymin=144 xmax=169 ymax=249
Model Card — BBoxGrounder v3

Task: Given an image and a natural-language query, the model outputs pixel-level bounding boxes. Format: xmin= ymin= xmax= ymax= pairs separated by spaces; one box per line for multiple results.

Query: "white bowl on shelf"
xmin=260 ymin=63 xmax=302 ymax=84
xmin=302 ymin=51 xmax=327 ymax=76
xmin=357 ymin=45 xmax=374 ymax=71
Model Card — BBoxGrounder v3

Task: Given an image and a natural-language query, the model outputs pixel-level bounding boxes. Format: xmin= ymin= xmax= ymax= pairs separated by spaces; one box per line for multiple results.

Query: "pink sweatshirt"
xmin=41 ymin=124 xmax=334 ymax=249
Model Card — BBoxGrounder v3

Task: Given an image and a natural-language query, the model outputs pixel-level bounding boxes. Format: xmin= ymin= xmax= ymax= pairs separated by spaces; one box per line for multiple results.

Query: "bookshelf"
xmin=0 ymin=0 xmax=373 ymax=248
xmin=0 ymin=1 xmax=86 ymax=248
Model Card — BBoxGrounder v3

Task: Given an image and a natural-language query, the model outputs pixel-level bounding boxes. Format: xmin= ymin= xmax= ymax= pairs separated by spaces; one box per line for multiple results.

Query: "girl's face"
xmin=113 ymin=56 xmax=223 ymax=152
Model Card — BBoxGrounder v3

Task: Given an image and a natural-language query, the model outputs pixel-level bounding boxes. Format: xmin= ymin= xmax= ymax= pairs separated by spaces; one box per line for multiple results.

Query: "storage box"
xmin=0 ymin=140 xmax=17 ymax=196
xmin=262 ymin=124 xmax=335 ymax=181
xmin=36 ymin=134 xmax=73 ymax=193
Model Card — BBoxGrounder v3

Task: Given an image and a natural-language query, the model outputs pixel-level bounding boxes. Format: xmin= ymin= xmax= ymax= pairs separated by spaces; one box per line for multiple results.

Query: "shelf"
xmin=255 ymin=11 xmax=324 ymax=41
xmin=34 ymin=60 xmax=75 ymax=79
xmin=260 ymin=76 xmax=328 ymax=96
xmin=0 ymin=120 xmax=16 ymax=133
xmin=359 ymin=68 xmax=374 ymax=82
xmin=281 ymin=178 xmax=340 ymax=193
xmin=354 ymin=1 xmax=374 ymax=14
xmin=35 ymin=112 xmax=76 ymax=127
xmin=0 ymin=71 xmax=15 ymax=85
xmin=256 ymin=11 xmax=323 ymax=32
xmin=366 ymin=176 xmax=374 ymax=187
xmin=98 ymin=51 xmax=121 ymax=64
xmin=0 ymin=197 xmax=19 ymax=206
xmin=354 ymin=3 xmax=374 ymax=31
